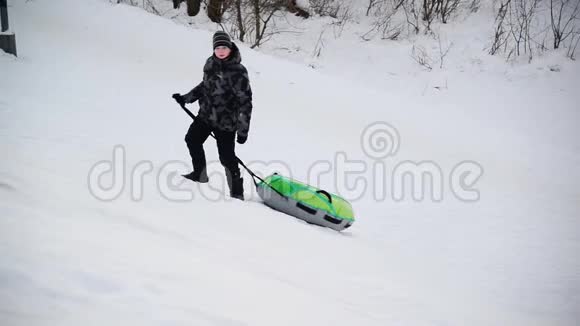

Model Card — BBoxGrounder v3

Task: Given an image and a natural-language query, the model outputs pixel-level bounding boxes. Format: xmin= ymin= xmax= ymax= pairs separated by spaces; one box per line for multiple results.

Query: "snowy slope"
xmin=1 ymin=0 xmax=579 ymax=325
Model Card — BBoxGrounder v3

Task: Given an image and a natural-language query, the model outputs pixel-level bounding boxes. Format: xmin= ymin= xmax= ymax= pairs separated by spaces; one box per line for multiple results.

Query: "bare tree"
xmin=435 ymin=32 xmax=453 ymax=68
xmin=566 ymin=29 xmax=580 ymax=58
xmin=208 ymin=0 xmax=226 ymax=22
xmin=550 ymin=0 xmax=580 ymax=49
xmin=310 ymin=0 xmax=342 ymax=18
xmin=363 ymin=0 xmax=404 ymax=40
xmin=234 ymin=0 xmax=246 ymax=41
xmin=402 ymin=0 xmax=421 ymax=34
xmin=421 ymin=0 xmax=438 ymax=31
xmin=439 ymin=0 xmax=461 ymax=24
xmin=468 ymin=0 xmax=481 ymax=13
xmin=331 ymin=5 xmax=353 ymax=38
xmin=507 ymin=0 xmax=540 ymax=61
xmin=490 ymin=0 xmax=543 ymax=62
xmin=366 ymin=0 xmax=380 ymax=16
xmin=411 ymin=44 xmax=433 ymax=70
xmin=490 ymin=0 xmax=511 ymax=55
xmin=223 ymin=0 xmax=285 ymax=48
xmin=252 ymin=0 xmax=285 ymax=47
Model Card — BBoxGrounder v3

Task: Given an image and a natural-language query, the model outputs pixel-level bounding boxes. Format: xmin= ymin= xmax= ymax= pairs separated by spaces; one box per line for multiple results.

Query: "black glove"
xmin=237 ymin=134 xmax=247 ymax=145
xmin=172 ymin=93 xmax=185 ymax=105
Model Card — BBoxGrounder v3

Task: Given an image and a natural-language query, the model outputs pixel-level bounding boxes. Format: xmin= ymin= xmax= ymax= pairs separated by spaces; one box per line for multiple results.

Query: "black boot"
xmin=226 ymin=170 xmax=244 ymax=200
xmin=231 ymin=177 xmax=244 ymax=200
xmin=182 ymin=167 xmax=209 ymax=183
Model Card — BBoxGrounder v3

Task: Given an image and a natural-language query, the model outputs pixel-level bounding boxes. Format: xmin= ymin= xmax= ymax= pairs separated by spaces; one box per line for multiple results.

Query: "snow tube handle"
xmin=316 ymin=190 xmax=332 ymax=204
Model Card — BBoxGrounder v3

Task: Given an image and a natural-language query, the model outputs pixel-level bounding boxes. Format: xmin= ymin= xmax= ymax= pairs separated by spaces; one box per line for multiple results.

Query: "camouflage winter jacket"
xmin=183 ymin=43 xmax=253 ymax=138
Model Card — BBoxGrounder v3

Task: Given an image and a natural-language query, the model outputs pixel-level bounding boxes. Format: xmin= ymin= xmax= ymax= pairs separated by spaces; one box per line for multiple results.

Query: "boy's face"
xmin=214 ymin=46 xmax=231 ymax=60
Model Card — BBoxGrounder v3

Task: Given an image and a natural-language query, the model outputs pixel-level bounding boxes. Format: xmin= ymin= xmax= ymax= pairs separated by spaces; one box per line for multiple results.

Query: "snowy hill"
xmin=1 ymin=0 xmax=579 ymax=325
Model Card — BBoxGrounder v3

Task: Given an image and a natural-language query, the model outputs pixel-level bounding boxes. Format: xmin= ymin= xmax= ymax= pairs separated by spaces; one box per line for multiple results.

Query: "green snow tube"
xmin=257 ymin=173 xmax=355 ymax=231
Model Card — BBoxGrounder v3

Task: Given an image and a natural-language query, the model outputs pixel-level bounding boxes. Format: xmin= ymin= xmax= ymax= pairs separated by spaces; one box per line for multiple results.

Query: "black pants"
xmin=184 ymin=118 xmax=240 ymax=178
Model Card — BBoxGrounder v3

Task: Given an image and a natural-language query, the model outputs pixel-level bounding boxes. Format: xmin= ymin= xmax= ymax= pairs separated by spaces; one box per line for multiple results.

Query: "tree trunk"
xmin=208 ymin=0 xmax=224 ymax=23
xmin=186 ymin=0 xmax=201 ymax=16
xmin=235 ymin=0 xmax=245 ymax=42
xmin=253 ymin=0 xmax=260 ymax=44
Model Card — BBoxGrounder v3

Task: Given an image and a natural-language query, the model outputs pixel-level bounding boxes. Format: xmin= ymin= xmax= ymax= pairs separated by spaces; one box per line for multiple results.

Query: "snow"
xmin=295 ymin=0 xmax=311 ymax=10
xmin=1 ymin=0 xmax=579 ymax=325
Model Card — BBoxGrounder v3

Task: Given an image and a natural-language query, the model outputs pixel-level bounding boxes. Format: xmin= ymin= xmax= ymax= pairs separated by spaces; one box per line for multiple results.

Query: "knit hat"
xmin=213 ymin=31 xmax=232 ymax=49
